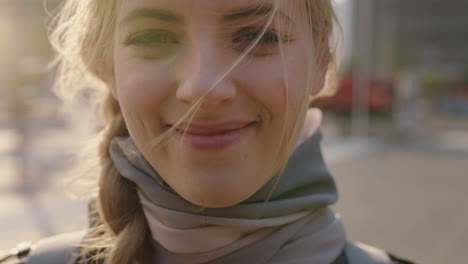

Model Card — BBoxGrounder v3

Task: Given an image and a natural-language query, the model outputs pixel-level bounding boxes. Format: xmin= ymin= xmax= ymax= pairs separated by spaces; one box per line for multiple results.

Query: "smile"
xmin=172 ymin=121 xmax=256 ymax=151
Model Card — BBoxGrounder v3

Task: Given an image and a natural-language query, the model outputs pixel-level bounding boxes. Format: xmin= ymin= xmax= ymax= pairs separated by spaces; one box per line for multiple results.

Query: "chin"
xmin=188 ymin=197 xmax=241 ymax=208
xmin=179 ymin=190 xmax=246 ymax=208
xmin=173 ymin=172 xmax=262 ymax=208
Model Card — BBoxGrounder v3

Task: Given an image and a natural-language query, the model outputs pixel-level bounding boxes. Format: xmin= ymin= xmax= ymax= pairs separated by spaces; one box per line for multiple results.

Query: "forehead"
xmin=117 ymin=0 xmax=301 ymax=23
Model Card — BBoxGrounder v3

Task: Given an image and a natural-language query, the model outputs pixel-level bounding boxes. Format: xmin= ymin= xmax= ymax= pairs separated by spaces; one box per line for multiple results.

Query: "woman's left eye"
xmin=233 ymin=28 xmax=280 ymax=45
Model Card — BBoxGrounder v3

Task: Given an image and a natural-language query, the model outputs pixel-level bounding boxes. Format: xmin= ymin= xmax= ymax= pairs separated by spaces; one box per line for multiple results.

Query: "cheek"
xmin=236 ymin=54 xmax=308 ymax=119
xmin=113 ymin=56 xmax=177 ymax=142
xmin=236 ymin=61 xmax=285 ymax=115
xmin=285 ymin=56 xmax=309 ymax=108
xmin=114 ymin=58 xmax=173 ymax=118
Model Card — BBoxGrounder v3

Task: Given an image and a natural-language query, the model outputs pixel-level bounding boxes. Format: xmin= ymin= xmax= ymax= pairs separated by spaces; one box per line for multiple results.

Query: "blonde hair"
xmin=49 ymin=1 xmax=338 ymax=263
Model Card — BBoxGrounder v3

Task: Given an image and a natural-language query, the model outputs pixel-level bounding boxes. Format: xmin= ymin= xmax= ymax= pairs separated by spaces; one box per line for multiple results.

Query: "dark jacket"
xmin=1 ymin=231 xmax=415 ymax=264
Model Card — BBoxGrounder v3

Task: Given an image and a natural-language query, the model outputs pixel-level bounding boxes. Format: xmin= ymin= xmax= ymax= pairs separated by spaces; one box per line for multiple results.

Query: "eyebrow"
xmin=120 ymin=3 xmax=291 ymax=26
xmin=120 ymin=8 xmax=184 ymax=25
xmin=223 ymin=4 xmax=292 ymax=22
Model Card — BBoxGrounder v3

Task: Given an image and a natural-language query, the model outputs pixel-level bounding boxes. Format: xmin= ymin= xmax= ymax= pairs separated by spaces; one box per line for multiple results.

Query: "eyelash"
xmin=124 ymin=27 xmax=291 ymax=54
xmin=125 ymin=30 xmax=178 ymax=46
xmin=233 ymin=27 xmax=282 ymax=45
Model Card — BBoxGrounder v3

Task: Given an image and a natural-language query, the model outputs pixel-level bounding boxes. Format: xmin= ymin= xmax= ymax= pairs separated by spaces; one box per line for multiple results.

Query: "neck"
xmin=297 ymin=108 xmax=322 ymax=147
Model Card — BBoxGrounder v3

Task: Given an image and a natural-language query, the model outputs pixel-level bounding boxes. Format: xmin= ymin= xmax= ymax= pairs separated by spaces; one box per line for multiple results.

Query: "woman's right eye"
xmin=125 ymin=30 xmax=179 ymax=46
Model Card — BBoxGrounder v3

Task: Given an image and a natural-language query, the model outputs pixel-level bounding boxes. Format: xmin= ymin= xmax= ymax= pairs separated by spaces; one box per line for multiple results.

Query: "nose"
xmin=176 ymin=41 xmax=236 ymax=110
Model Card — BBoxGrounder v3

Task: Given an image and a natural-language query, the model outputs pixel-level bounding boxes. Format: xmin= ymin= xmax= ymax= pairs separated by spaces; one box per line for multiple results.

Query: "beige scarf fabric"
xmin=110 ymin=131 xmax=347 ymax=264
xmin=141 ymin=195 xmax=310 ymax=254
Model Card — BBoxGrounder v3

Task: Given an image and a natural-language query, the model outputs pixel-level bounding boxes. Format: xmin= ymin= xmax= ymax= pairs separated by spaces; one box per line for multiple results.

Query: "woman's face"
xmin=112 ymin=0 xmax=310 ymax=207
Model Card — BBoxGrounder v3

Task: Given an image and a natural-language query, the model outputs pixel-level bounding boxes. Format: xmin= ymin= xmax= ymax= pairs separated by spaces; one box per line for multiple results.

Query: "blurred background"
xmin=1 ymin=0 xmax=467 ymax=263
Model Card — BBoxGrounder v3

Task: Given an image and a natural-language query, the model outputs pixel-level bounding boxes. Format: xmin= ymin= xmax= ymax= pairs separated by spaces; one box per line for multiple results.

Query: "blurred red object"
xmin=316 ymin=74 xmax=392 ymax=113
xmin=458 ymin=84 xmax=468 ymax=98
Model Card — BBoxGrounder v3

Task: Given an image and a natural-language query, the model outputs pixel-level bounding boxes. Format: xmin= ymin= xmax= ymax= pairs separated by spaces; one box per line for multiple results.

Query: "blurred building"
xmin=373 ymin=0 xmax=468 ymax=78
xmin=328 ymin=0 xmax=468 ymax=136
xmin=347 ymin=0 xmax=468 ymax=75
xmin=0 ymin=0 xmax=62 ymax=117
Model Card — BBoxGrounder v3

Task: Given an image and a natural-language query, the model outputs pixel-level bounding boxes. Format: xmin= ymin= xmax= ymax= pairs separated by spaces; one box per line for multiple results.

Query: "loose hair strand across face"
xmin=48 ymin=1 xmax=339 ymax=263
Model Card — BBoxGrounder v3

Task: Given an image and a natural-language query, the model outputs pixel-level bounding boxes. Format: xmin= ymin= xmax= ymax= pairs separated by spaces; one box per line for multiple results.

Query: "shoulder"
xmin=344 ymin=241 xmax=417 ymax=264
xmin=0 ymin=231 xmax=85 ymax=264
xmin=26 ymin=231 xmax=86 ymax=264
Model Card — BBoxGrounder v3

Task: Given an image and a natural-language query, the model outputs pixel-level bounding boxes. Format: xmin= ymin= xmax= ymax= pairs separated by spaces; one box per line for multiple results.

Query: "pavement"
xmin=324 ymin=113 xmax=468 ymax=264
xmin=329 ymin=141 xmax=468 ymax=264
xmin=0 ymin=113 xmax=467 ymax=264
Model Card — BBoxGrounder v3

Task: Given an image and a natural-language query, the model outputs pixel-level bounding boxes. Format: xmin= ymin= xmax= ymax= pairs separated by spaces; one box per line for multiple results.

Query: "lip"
xmin=171 ymin=121 xmax=256 ymax=151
